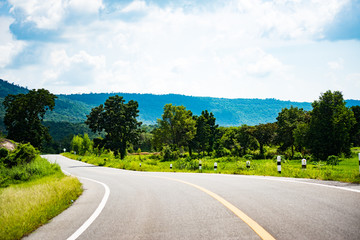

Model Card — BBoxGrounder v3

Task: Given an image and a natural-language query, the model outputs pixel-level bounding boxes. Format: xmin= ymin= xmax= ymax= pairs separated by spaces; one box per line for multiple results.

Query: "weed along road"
xmin=27 ymin=155 xmax=360 ymax=240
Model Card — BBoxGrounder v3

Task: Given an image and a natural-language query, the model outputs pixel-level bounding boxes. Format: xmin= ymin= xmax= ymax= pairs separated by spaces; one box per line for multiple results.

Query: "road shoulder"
xmin=24 ymin=178 xmax=105 ymax=240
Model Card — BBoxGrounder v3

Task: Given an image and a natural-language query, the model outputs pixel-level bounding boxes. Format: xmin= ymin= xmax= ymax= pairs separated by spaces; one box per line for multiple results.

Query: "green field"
xmin=63 ymin=147 xmax=360 ymax=183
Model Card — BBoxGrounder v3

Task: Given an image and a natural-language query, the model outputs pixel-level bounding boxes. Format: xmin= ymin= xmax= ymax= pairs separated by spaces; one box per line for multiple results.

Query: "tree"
xmin=3 ymin=89 xmax=57 ymax=149
xmin=276 ymin=106 xmax=308 ymax=158
xmin=85 ymin=95 xmax=141 ymax=159
xmin=350 ymin=106 xmax=360 ymax=146
xmin=249 ymin=123 xmax=277 ymax=157
xmin=306 ymin=90 xmax=356 ymax=159
xmin=217 ymin=126 xmax=257 ymax=157
xmin=82 ymin=133 xmax=92 ymax=154
xmin=152 ymin=104 xmax=196 ymax=150
xmin=192 ymin=110 xmax=218 ymax=155
xmin=71 ymin=135 xmax=83 ymax=154
xmin=237 ymin=125 xmax=257 ymax=156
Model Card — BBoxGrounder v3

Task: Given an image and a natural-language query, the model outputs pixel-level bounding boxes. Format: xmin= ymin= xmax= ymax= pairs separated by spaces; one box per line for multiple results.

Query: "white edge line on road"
xmin=63 ymin=170 xmax=110 ymax=240
xmin=237 ymin=175 xmax=360 ymax=193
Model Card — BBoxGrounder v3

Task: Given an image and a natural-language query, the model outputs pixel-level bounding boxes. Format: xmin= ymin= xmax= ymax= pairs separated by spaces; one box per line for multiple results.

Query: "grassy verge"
xmin=0 ymin=156 xmax=63 ymax=187
xmin=63 ymin=149 xmax=360 ymax=183
xmin=0 ymin=173 xmax=82 ymax=240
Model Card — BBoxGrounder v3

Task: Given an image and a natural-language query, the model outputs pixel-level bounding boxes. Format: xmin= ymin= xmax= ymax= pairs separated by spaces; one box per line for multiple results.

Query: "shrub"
xmin=327 ymin=155 xmax=339 ymax=166
xmin=4 ymin=144 xmax=38 ymax=168
xmin=161 ymin=146 xmax=179 ymax=161
xmin=212 ymin=147 xmax=231 ymax=158
xmin=0 ymin=148 xmax=9 ymax=159
xmin=293 ymin=152 xmax=303 ymax=160
xmin=243 ymin=154 xmax=253 ymax=160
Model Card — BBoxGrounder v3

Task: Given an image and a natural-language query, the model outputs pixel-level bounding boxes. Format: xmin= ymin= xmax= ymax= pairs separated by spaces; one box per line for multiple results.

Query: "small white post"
xmin=277 ymin=156 xmax=281 ymax=174
xmin=246 ymin=161 xmax=250 ymax=169
xmin=214 ymin=162 xmax=217 ymax=171
xmin=139 ymin=163 xmax=142 ymax=167
xmin=170 ymin=163 xmax=172 ymax=170
xmin=302 ymin=159 xmax=307 ymax=169
xmin=199 ymin=160 xmax=202 ymax=170
xmin=63 ymin=148 xmax=66 ymax=153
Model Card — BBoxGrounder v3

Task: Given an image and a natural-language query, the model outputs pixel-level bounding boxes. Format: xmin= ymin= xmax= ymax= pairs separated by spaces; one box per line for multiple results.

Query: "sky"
xmin=0 ymin=0 xmax=359 ymax=102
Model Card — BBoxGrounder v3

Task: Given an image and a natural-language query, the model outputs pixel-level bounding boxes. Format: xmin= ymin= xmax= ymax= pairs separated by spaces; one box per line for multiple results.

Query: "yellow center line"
xmin=153 ymin=175 xmax=276 ymax=240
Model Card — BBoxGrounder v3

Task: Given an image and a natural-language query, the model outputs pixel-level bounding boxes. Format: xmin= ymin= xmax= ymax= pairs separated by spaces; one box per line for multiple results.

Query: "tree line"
xmin=2 ymin=89 xmax=360 ymax=162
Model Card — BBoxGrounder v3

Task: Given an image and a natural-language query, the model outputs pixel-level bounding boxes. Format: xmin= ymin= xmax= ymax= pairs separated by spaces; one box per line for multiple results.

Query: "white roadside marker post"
xmin=170 ymin=163 xmax=172 ymax=170
xmin=199 ymin=160 xmax=202 ymax=170
xmin=63 ymin=148 xmax=66 ymax=153
xmin=139 ymin=163 xmax=141 ymax=168
xmin=277 ymin=156 xmax=281 ymax=174
xmin=214 ymin=162 xmax=217 ymax=171
xmin=246 ymin=161 xmax=250 ymax=169
xmin=302 ymin=158 xmax=307 ymax=169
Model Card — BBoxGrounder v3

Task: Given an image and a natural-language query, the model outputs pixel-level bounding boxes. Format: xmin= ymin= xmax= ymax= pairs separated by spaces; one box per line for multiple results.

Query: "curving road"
xmin=25 ymin=155 xmax=360 ymax=240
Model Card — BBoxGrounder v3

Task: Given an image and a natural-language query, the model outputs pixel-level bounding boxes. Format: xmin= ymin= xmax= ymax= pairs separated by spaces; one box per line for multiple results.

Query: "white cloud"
xmin=67 ymin=0 xmax=104 ymax=14
xmin=121 ymin=0 xmax=147 ymax=13
xmin=0 ymin=16 xmax=25 ymax=68
xmin=44 ymin=49 xmax=106 ymax=86
xmin=2 ymin=0 xmax=359 ymax=101
xmin=9 ymin=0 xmax=65 ymax=29
xmin=328 ymin=58 xmax=344 ymax=70
xmin=8 ymin=0 xmax=104 ymax=29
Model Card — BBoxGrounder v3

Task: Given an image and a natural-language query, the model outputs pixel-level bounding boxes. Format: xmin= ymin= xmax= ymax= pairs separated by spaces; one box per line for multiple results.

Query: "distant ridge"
xmin=1 ymin=79 xmax=360 ymax=126
xmin=60 ymin=92 xmax=314 ymax=126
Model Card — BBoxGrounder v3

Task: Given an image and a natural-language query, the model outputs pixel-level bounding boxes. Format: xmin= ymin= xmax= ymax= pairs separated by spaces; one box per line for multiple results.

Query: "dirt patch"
xmin=0 ymin=139 xmax=17 ymax=151
xmin=128 ymin=152 xmax=160 ymax=156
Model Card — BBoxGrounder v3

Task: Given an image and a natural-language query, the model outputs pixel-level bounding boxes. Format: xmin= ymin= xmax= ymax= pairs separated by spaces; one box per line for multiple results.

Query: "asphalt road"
xmin=26 ymin=155 xmax=360 ymax=240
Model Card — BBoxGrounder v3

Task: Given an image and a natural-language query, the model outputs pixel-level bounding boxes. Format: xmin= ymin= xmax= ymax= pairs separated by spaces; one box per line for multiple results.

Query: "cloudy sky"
xmin=0 ymin=0 xmax=359 ymax=101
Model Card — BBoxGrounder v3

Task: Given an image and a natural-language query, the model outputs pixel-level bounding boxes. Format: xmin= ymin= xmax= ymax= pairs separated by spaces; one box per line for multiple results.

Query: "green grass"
xmin=0 ymin=174 xmax=82 ymax=240
xmin=0 ymin=151 xmax=83 ymax=240
xmin=0 ymin=156 xmax=62 ymax=187
xmin=63 ymin=150 xmax=360 ymax=183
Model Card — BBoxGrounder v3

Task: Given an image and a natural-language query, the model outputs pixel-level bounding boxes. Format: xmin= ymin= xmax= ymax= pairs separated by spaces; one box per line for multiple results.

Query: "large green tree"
xmin=249 ymin=123 xmax=277 ymax=157
xmin=192 ymin=110 xmax=218 ymax=155
xmin=218 ymin=126 xmax=257 ymax=157
xmin=276 ymin=106 xmax=309 ymax=158
xmin=306 ymin=90 xmax=355 ymax=159
xmin=350 ymin=106 xmax=360 ymax=146
xmin=3 ymin=89 xmax=57 ymax=149
xmin=85 ymin=95 xmax=141 ymax=159
xmin=152 ymin=104 xmax=196 ymax=150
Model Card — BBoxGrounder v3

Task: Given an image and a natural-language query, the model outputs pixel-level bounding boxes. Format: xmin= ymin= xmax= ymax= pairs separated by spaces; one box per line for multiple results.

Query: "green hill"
xmin=61 ymin=93 xmax=314 ymax=126
xmin=1 ymin=79 xmax=360 ymax=127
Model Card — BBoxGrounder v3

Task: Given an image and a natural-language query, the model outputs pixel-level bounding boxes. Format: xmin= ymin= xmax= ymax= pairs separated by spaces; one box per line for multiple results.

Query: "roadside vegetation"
xmin=0 ymin=140 xmax=82 ymax=240
xmin=60 ymin=90 xmax=360 ymax=183
xmin=63 ymin=147 xmax=360 ymax=183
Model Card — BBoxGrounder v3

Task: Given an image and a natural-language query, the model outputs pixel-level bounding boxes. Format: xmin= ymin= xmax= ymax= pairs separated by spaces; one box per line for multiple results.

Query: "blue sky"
xmin=0 ymin=0 xmax=359 ymax=101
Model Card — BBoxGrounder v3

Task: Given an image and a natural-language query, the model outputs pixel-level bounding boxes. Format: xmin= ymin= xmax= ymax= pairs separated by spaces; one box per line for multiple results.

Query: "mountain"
xmin=61 ymin=93 xmax=314 ymax=126
xmin=1 ymin=79 xmax=360 ymax=127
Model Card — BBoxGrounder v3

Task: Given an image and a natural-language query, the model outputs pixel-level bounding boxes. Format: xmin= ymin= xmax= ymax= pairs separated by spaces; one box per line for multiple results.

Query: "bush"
xmin=161 ymin=145 xmax=179 ymax=161
xmin=293 ymin=152 xmax=303 ymax=160
xmin=3 ymin=143 xmax=38 ymax=168
xmin=243 ymin=154 xmax=253 ymax=160
xmin=212 ymin=147 xmax=231 ymax=158
xmin=327 ymin=155 xmax=340 ymax=166
xmin=0 ymin=148 xmax=9 ymax=159
xmin=174 ymin=157 xmax=198 ymax=170
xmin=0 ymin=156 xmax=61 ymax=187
